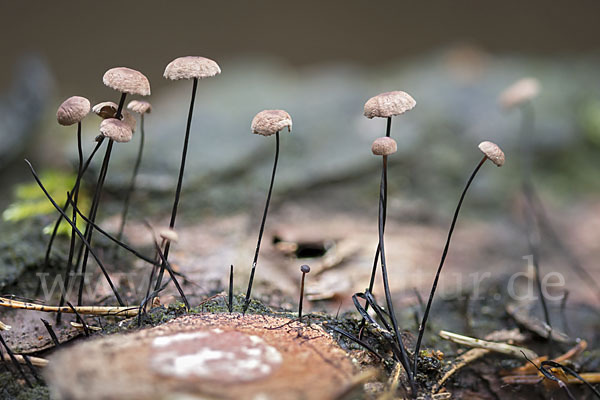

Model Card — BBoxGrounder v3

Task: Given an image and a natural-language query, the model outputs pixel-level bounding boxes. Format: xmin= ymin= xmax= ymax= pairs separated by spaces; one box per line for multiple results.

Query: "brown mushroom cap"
xmin=56 ymin=96 xmax=91 ymax=126
xmin=478 ymin=141 xmax=505 ymax=166
xmin=103 ymin=67 xmax=151 ymax=96
xmin=92 ymin=101 xmax=118 ymax=119
xmin=93 ymin=101 xmax=136 ymax=132
xmin=127 ymin=100 xmax=152 ymax=114
xmin=364 ymin=91 xmax=416 ymax=119
xmin=371 ymin=137 xmax=398 ymax=156
xmin=99 ymin=118 xmax=133 ymax=143
xmin=498 ymin=78 xmax=540 ymax=109
xmin=164 ymin=56 xmax=221 ymax=80
xmin=251 ymin=110 xmax=292 ymax=136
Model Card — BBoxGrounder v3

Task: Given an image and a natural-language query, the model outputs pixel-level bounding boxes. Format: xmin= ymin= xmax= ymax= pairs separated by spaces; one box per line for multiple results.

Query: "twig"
xmin=439 ymin=330 xmax=538 ymax=360
xmin=0 ymin=297 xmax=138 ymax=317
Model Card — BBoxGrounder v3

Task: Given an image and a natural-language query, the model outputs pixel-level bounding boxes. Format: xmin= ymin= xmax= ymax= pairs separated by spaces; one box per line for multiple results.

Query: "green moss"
xmin=0 ymin=372 xmax=49 ymax=400
xmin=2 ymin=170 xmax=89 ymax=237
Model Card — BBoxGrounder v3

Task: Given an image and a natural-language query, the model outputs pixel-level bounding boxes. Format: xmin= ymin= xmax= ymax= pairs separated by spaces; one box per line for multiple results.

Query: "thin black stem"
xmin=0 ymin=333 xmax=31 ymax=387
xmin=74 ymin=92 xmax=126 ymax=305
xmin=25 ymin=160 xmax=124 ymax=306
xmin=151 ymin=238 xmax=189 ymax=310
xmin=243 ymin=132 xmax=280 ymax=313
xmin=56 ymin=123 xmax=84 ymax=324
xmin=155 ymin=78 xmax=198 ymax=291
xmin=299 ymin=273 xmax=306 ymax=320
xmin=360 ymin=116 xmax=392 ymax=335
xmin=40 ymin=319 xmax=60 ymax=346
xmin=116 ymin=114 xmax=145 ymax=241
xmin=228 ymin=265 xmax=234 ymax=313
xmin=42 ymin=139 xmax=104 ymax=276
xmin=77 ymin=139 xmax=114 ymax=305
xmin=413 ymin=155 xmax=486 ymax=377
xmin=377 ymin=155 xmax=415 ymax=393
xmin=66 ymin=301 xmax=89 ymax=337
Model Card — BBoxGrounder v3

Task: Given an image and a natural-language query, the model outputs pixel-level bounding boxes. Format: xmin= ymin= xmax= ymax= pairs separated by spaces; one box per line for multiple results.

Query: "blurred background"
xmin=1 ymin=0 xmax=599 ymax=318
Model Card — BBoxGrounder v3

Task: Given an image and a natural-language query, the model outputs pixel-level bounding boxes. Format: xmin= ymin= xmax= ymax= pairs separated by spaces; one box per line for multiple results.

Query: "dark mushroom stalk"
xmin=54 ymin=96 xmax=91 ymax=324
xmin=371 ymin=137 xmax=415 ymax=392
xmin=115 ymin=100 xmax=152 ymax=241
xmin=298 ymin=264 xmax=310 ymax=321
xmin=76 ymin=67 xmax=150 ymax=306
xmin=154 ymin=56 xmax=221 ymax=292
xmin=360 ymin=91 xmax=416 ymax=331
xmin=412 ymin=141 xmax=505 ymax=378
xmin=242 ymin=109 xmax=292 ymax=313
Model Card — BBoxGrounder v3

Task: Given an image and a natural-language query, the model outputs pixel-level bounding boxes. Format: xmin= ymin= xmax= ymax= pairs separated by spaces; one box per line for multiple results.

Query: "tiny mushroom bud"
xmin=363 ymin=91 xmax=416 ymax=119
xmin=371 ymin=137 xmax=398 ymax=156
xmin=300 ymin=264 xmax=311 ymax=274
xmin=163 ymin=56 xmax=221 ymax=80
xmin=99 ymin=118 xmax=133 ymax=143
xmin=158 ymin=228 xmax=179 ymax=243
xmin=251 ymin=110 xmax=292 ymax=136
xmin=103 ymin=67 xmax=151 ymax=96
xmin=92 ymin=101 xmax=118 ymax=119
xmin=127 ymin=100 xmax=152 ymax=114
xmin=478 ymin=141 xmax=505 ymax=167
xmin=57 ymin=96 xmax=91 ymax=126
xmin=498 ymin=77 xmax=540 ymax=109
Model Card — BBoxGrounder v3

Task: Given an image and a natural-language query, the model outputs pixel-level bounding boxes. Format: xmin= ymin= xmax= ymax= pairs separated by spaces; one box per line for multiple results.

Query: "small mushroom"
xmin=371 ymin=136 xmax=397 ymax=156
xmin=55 ymin=96 xmax=91 ymax=323
xmin=360 ymin=90 xmax=415 ymax=356
xmin=298 ymin=265 xmax=310 ymax=320
xmin=153 ymin=56 xmax=221 ymax=293
xmin=103 ymin=67 xmax=151 ymax=97
xmin=498 ymin=77 xmax=540 ymax=109
xmin=164 ymin=56 xmax=221 ymax=81
xmin=99 ymin=118 xmax=133 ymax=143
xmin=369 ymin=136 xmax=414 ymax=387
xmin=478 ymin=140 xmax=505 ymax=167
xmin=363 ymin=91 xmax=416 ymax=119
xmin=78 ymin=67 xmax=151 ymax=306
xmin=243 ymin=109 xmax=293 ymax=313
xmin=157 ymin=227 xmax=178 ymax=243
xmin=56 ymin=96 xmax=90 ymax=126
xmin=413 ymin=141 xmax=505 ymax=378
xmin=251 ymin=110 xmax=292 ymax=136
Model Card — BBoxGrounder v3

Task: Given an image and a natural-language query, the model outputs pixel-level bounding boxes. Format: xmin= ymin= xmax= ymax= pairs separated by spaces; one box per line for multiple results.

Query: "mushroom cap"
xmin=364 ymin=91 xmax=416 ymax=119
xmin=251 ymin=110 xmax=292 ymax=136
xmin=498 ymin=78 xmax=540 ymax=109
xmin=92 ymin=101 xmax=118 ymax=119
xmin=164 ymin=56 xmax=221 ymax=80
xmin=127 ymin=100 xmax=152 ymax=114
xmin=371 ymin=137 xmax=397 ymax=156
xmin=300 ymin=265 xmax=311 ymax=274
xmin=158 ymin=228 xmax=178 ymax=243
xmin=103 ymin=67 xmax=151 ymax=96
xmin=99 ymin=118 xmax=133 ymax=143
xmin=478 ymin=141 xmax=505 ymax=166
xmin=93 ymin=101 xmax=136 ymax=132
xmin=56 ymin=96 xmax=91 ymax=126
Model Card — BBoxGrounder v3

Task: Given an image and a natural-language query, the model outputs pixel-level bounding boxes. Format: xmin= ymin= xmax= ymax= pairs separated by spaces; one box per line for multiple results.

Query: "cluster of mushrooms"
xmin=31 ymin=56 xmax=508 ymax=397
